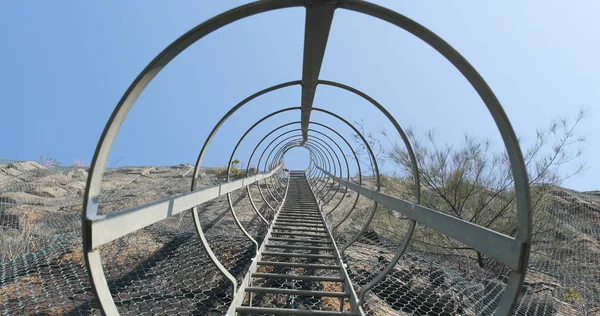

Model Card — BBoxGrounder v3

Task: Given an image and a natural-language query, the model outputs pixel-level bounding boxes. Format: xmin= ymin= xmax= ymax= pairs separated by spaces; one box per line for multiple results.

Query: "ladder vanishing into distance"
xmin=231 ymin=171 xmax=362 ymax=315
xmin=82 ymin=1 xmax=532 ymax=315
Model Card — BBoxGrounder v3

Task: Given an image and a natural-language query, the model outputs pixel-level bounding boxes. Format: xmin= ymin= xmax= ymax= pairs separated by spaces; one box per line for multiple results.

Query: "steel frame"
xmin=82 ymin=0 xmax=531 ymax=314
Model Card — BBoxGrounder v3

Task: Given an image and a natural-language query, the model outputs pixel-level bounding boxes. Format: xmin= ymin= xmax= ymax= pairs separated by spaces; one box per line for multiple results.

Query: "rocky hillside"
xmin=1 ymin=160 xmax=599 ymax=315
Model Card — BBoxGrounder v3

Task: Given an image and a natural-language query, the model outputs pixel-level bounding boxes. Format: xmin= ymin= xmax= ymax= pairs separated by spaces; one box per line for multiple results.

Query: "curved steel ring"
xmin=244 ymin=121 xmax=361 ymax=221
xmin=261 ymin=127 xmax=351 ymax=210
xmin=271 ymin=136 xmax=333 ymax=195
xmin=260 ymin=134 xmax=332 ymax=212
xmin=276 ymin=138 xmax=347 ymax=207
xmin=82 ymin=2 xmax=305 ymax=311
xmin=83 ymin=0 xmax=530 ymax=313
xmin=185 ymin=76 xmax=419 ymax=301
xmin=266 ymin=122 xmax=380 ymax=255
xmin=265 ymin=131 xmax=342 ymax=200
xmin=341 ymin=2 xmax=531 ymax=312
xmin=309 ymin=108 xmax=381 ymax=254
xmin=275 ymin=132 xmax=346 ymax=204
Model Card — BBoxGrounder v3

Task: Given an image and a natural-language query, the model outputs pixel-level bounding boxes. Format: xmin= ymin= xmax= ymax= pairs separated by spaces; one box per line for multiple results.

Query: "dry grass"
xmin=320 ymin=281 xmax=350 ymax=311
xmin=1 ymin=205 xmax=61 ymax=261
xmin=256 ymin=265 xmax=275 ymax=273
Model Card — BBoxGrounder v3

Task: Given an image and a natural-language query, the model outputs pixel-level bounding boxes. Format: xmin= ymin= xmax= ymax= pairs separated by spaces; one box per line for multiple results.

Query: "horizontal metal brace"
xmin=270 ymin=232 xmax=329 ymax=238
xmin=277 ymin=215 xmax=323 ymax=219
xmin=276 ymin=219 xmax=323 ymax=223
xmin=268 ymin=237 xmax=332 ymax=244
xmin=252 ymin=273 xmax=343 ymax=282
xmin=245 ymin=287 xmax=349 ymax=298
xmin=281 ymin=207 xmax=320 ymax=210
xmin=272 ymin=227 xmax=327 ymax=233
xmin=279 ymin=211 xmax=319 ymax=217
xmin=277 ymin=214 xmax=323 ymax=218
xmin=89 ymin=165 xmax=282 ymax=249
xmin=261 ymin=252 xmax=336 ymax=259
xmin=236 ymin=306 xmax=356 ymax=316
xmin=277 ymin=214 xmax=322 ymax=218
xmin=275 ymin=219 xmax=323 ymax=224
xmin=257 ymin=261 xmax=340 ymax=269
xmin=265 ymin=244 xmax=333 ymax=251
xmin=278 ymin=213 xmax=321 ymax=216
xmin=273 ymin=223 xmax=325 ymax=228
xmin=317 ymin=167 xmax=525 ymax=271
xmin=277 ymin=216 xmax=322 ymax=220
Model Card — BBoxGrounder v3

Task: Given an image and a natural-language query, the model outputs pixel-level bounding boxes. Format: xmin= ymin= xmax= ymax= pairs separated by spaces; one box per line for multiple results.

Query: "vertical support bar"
xmin=300 ymin=3 xmax=336 ymax=143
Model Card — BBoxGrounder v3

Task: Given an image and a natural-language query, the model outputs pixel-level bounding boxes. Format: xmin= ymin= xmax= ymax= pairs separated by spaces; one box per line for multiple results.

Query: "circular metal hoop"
xmin=82 ymin=1 xmax=530 ymax=314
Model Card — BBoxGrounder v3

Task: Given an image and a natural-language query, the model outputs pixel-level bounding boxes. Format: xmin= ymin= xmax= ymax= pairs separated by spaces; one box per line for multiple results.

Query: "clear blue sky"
xmin=0 ymin=1 xmax=598 ymax=191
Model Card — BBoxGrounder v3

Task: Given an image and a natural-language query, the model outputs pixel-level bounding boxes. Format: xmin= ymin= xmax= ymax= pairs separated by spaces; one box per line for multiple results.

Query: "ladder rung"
xmin=277 ymin=215 xmax=322 ymax=219
xmin=275 ymin=221 xmax=325 ymax=228
xmin=261 ymin=252 xmax=336 ymax=259
xmin=276 ymin=221 xmax=323 ymax=225
xmin=277 ymin=215 xmax=322 ymax=220
xmin=279 ymin=212 xmax=320 ymax=215
xmin=281 ymin=207 xmax=318 ymax=209
xmin=284 ymin=202 xmax=317 ymax=204
xmin=268 ymin=237 xmax=331 ymax=244
xmin=274 ymin=225 xmax=325 ymax=230
xmin=276 ymin=218 xmax=322 ymax=223
xmin=257 ymin=261 xmax=340 ymax=269
xmin=245 ymin=287 xmax=349 ymax=298
xmin=265 ymin=244 xmax=333 ymax=251
xmin=252 ymin=273 xmax=344 ymax=282
xmin=280 ymin=207 xmax=318 ymax=210
xmin=282 ymin=206 xmax=318 ymax=209
xmin=272 ymin=227 xmax=327 ymax=233
xmin=274 ymin=221 xmax=322 ymax=225
xmin=236 ymin=307 xmax=356 ymax=315
xmin=270 ymin=232 xmax=329 ymax=238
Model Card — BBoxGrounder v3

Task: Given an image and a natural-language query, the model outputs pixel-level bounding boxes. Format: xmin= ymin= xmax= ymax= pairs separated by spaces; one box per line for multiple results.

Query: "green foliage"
xmin=562 ymin=288 xmax=580 ymax=302
xmin=218 ymin=158 xmax=244 ymax=179
xmin=230 ymin=158 xmax=241 ymax=177
xmin=230 ymin=167 xmax=241 ymax=177
xmin=353 ymin=109 xmax=588 ymax=269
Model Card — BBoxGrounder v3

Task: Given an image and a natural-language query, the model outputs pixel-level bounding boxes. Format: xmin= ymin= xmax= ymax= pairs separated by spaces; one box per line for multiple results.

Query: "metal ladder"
xmin=234 ymin=171 xmax=362 ymax=315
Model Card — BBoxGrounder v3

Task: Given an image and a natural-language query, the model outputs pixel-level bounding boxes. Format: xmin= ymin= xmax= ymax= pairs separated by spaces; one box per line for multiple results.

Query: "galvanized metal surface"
xmin=73 ymin=0 xmax=533 ymax=314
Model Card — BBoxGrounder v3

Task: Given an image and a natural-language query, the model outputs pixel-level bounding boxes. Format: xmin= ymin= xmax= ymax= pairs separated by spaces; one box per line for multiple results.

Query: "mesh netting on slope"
xmin=0 ymin=160 xmax=276 ymax=315
xmin=315 ymin=177 xmax=600 ymax=316
xmin=1 ymin=160 xmax=599 ymax=315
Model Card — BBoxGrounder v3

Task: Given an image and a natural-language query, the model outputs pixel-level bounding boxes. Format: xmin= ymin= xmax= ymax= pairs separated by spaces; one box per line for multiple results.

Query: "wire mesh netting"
xmin=1 ymin=158 xmax=599 ymax=315
xmin=0 ymin=159 xmax=275 ymax=314
xmin=315 ymin=176 xmax=600 ymax=315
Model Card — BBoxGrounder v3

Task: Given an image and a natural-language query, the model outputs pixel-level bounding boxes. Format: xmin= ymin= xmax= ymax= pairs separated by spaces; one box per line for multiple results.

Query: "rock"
xmin=140 ymin=167 xmax=156 ymax=176
xmin=181 ymin=166 xmax=194 ymax=178
xmin=2 ymin=205 xmax=49 ymax=230
xmin=0 ymin=161 xmax=46 ymax=188
xmin=70 ymin=169 xmax=88 ymax=179
xmin=28 ymin=186 xmax=67 ymax=198
xmin=0 ymin=161 xmax=45 ymax=176
xmin=0 ymin=192 xmax=51 ymax=205
xmin=67 ymin=181 xmax=86 ymax=191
